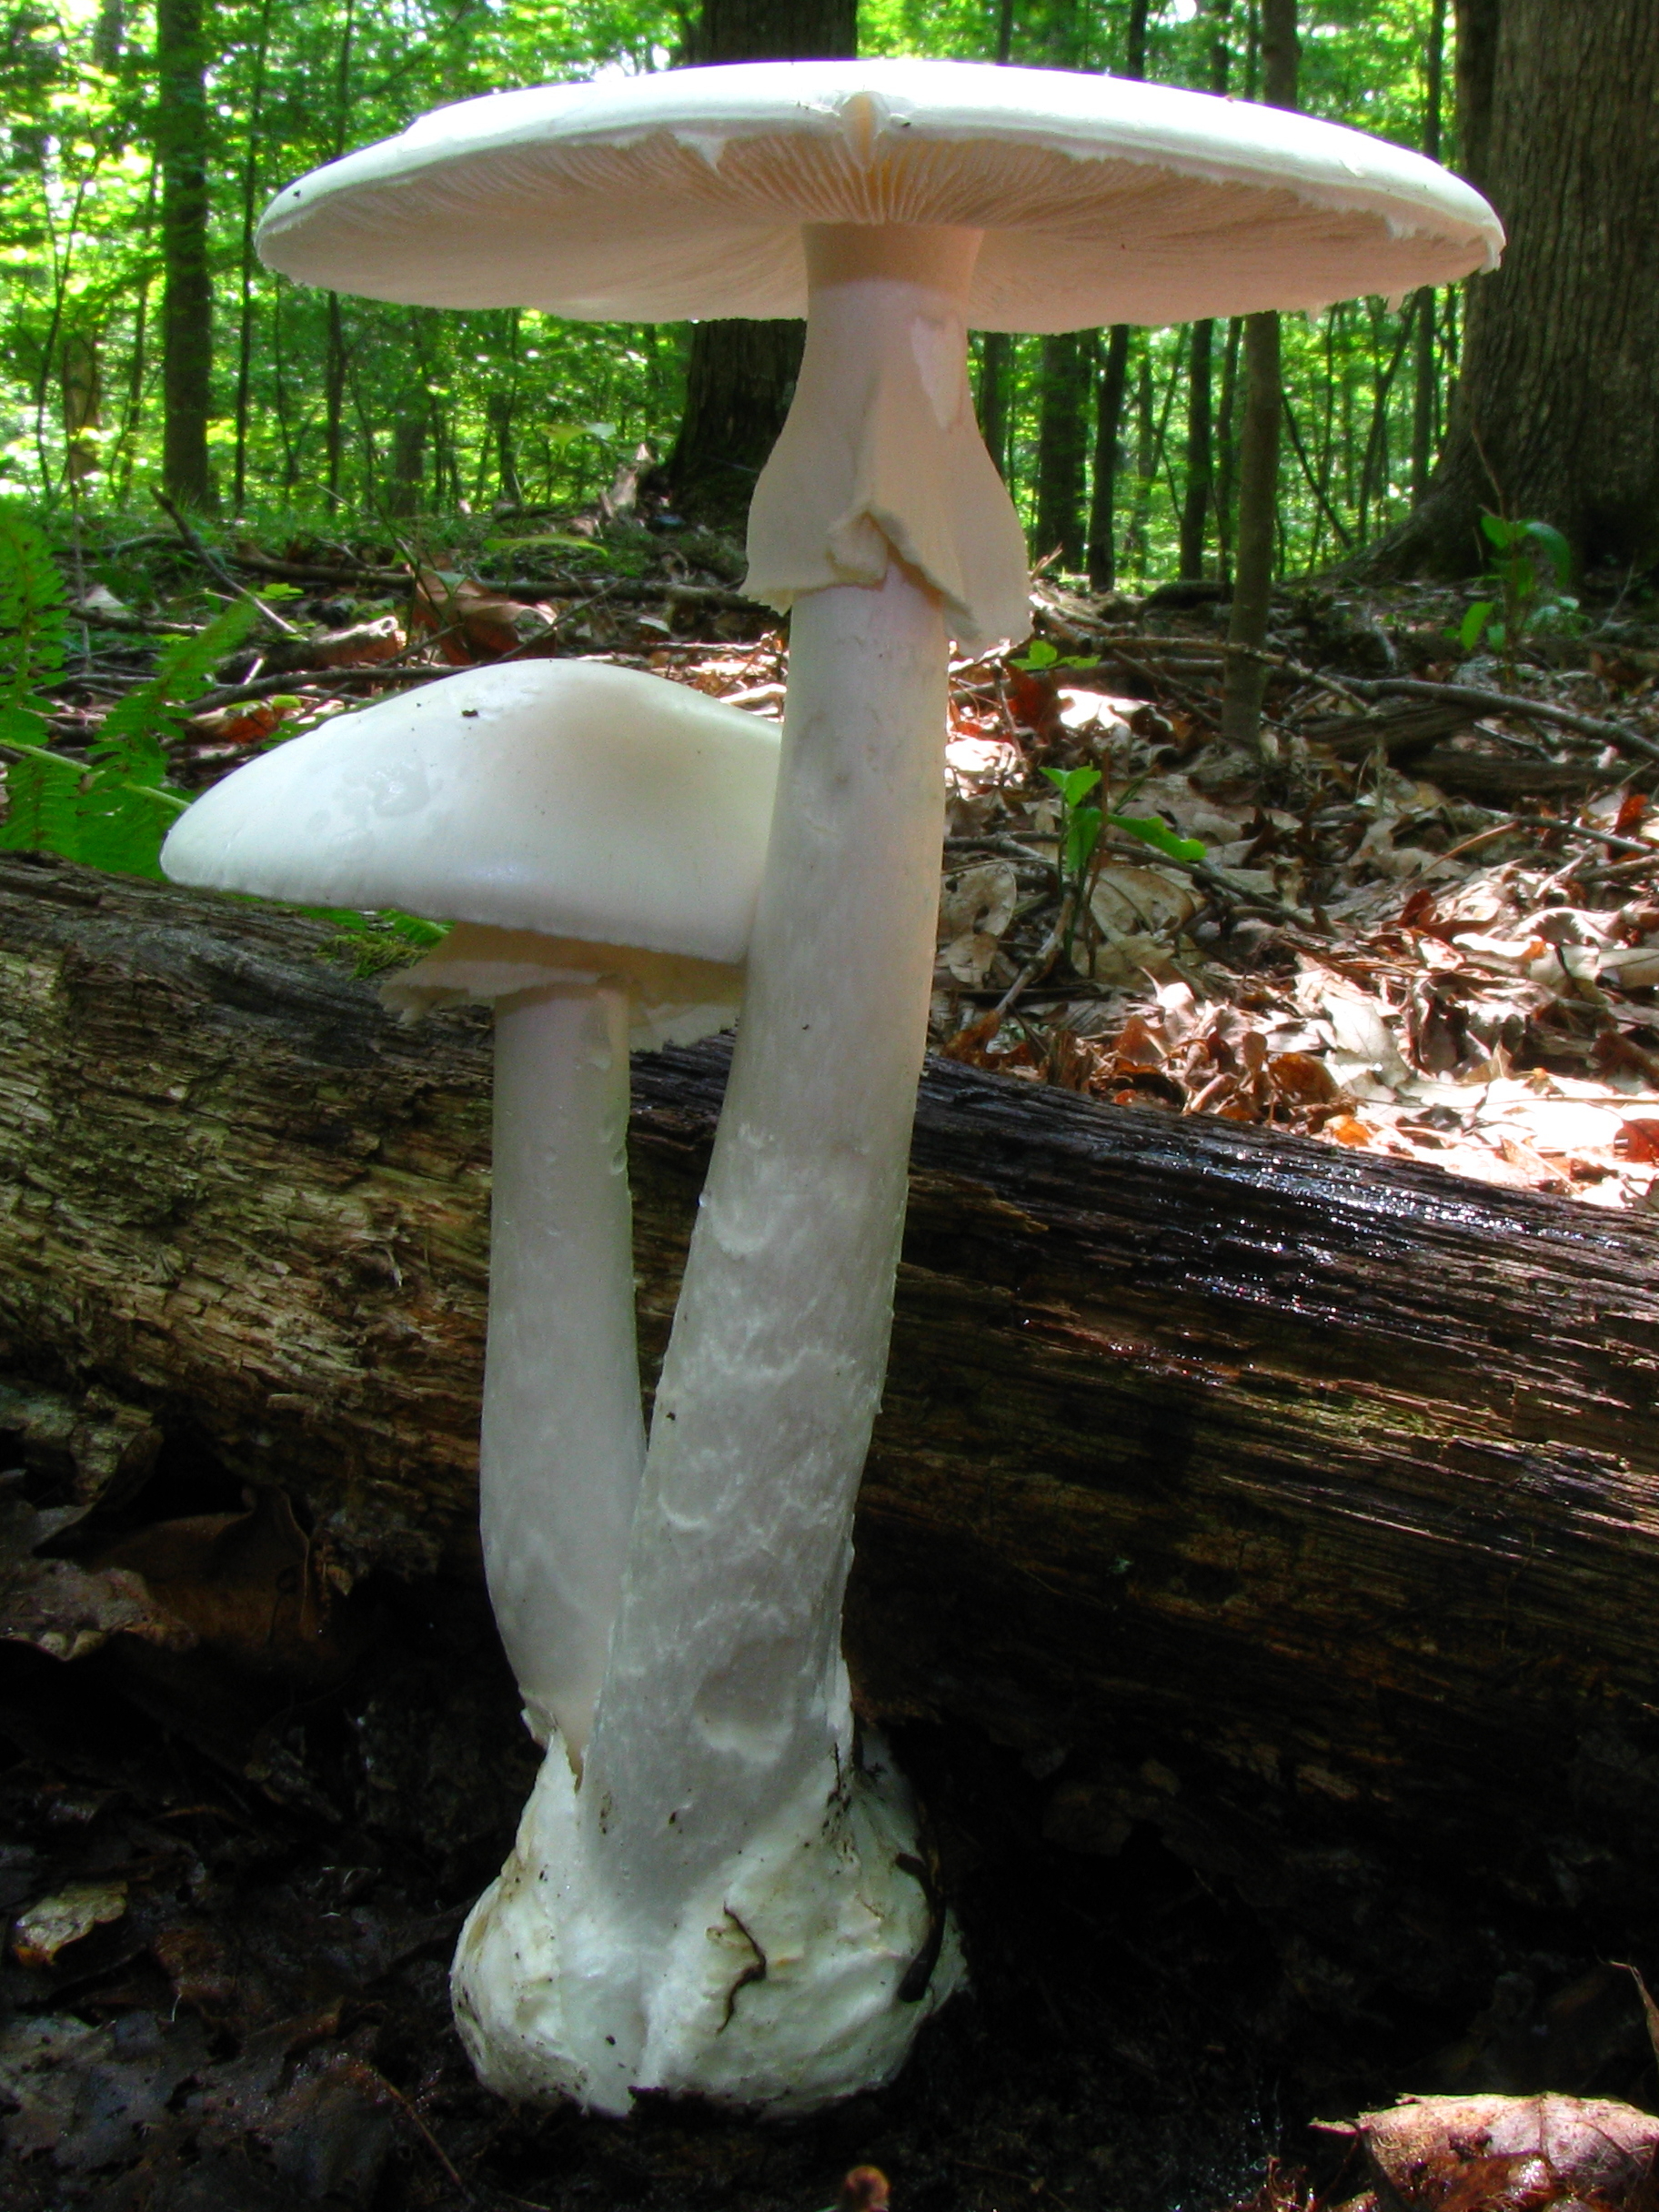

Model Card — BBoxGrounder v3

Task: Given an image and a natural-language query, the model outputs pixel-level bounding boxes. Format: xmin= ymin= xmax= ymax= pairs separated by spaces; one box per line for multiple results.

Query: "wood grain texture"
xmin=4 ymin=851 xmax=1658 ymax=1979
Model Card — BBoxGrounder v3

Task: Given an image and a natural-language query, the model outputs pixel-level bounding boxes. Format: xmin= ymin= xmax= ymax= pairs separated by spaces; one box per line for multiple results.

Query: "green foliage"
xmin=313 ymin=907 xmax=450 ymax=974
xmin=1449 ymin=513 xmax=1580 ymax=664
xmin=0 ymin=512 xmax=248 ymax=878
xmin=0 ymin=0 xmax=1469 ymax=588
xmin=1009 ymin=638 xmax=1096 ymax=673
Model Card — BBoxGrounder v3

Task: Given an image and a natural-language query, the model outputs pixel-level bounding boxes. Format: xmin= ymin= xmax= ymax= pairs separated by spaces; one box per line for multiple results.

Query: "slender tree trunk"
xmin=1179 ymin=321 xmax=1214 ymax=579
xmin=1177 ymin=0 xmax=1232 ymax=580
xmin=60 ymin=334 xmax=102 ymax=488
xmin=1034 ymin=333 xmax=1091 ymax=570
xmin=1125 ymin=351 xmax=1155 ymax=578
xmin=488 ymin=393 xmax=520 ymax=507
xmin=1221 ymin=0 xmax=1298 ymax=752
xmin=324 ymin=294 xmax=347 ymax=503
xmin=976 ymin=336 xmax=1012 ymax=480
xmin=971 ymin=0 xmax=1017 ymax=478
xmin=665 ymin=0 xmax=857 ymax=528
xmin=156 ymin=0 xmax=213 ymax=508
xmin=231 ymin=0 xmax=272 ymax=515
xmin=1087 ymin=325 xmax=1131 ymax=589
xmin=1379 ymin=0 xmax=1659 ymax=577
xmin=321 ymin=0 xmax=356 ymax=508
xmin=1213 ymin=315 xmax=1242 ymax=581
xmin=1409 ymin=0 xmax=1445 ymax=505
xmin=1085 ymin=0 xmax=1148 ymax=589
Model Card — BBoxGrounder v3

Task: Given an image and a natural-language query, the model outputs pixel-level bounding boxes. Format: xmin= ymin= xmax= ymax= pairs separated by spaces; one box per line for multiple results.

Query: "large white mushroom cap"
xmin=256 ymin=58 xmax=1503 ymax=330
xmin=161 ymin=659 xmax=781 ymax=970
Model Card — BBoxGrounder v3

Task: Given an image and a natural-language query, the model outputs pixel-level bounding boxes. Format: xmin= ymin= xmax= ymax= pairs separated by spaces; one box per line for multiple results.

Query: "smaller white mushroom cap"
xmin=161 ymin=659 xmax=782 ymax=971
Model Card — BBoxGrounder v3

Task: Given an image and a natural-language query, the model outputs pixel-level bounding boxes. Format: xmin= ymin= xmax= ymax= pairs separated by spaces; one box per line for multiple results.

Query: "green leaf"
xmin=1065 ymin=804 xmax=1102 ymax=878
xmin=1041 ymin=764 xmax=1101 ymax=807
xmin=1013 ymin=639 xmax=1060 ymax=670
xmin=1457 ymin=600 xmax=1495 ymax=651
xmin=1479 ymin=510 xmax=1520 ymax=550
xmin=1522 ymin=519 xmax=1573 ymax=588
xmin=0 ymin=745 xmax=82 ymax=858
xmin=1106 ymin=811 xmax=1206 ymax=864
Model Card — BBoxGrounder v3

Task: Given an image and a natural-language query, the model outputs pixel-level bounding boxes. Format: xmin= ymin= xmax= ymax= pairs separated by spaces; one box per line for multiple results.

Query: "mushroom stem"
xmin=482 ymin=982 xmax=643 ymax=1759
xmin=455 ymin=226 xmax=997 ymax=2113
xmin=583 ymin=560 xmax=947 ymax=1905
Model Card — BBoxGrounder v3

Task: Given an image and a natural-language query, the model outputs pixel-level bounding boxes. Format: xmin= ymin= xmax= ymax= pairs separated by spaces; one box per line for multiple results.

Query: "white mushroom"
xmin=255 ymin=58 xmax=1503 ymax=2116
xmin=161 ymin=658 xmax=779 ymax=1759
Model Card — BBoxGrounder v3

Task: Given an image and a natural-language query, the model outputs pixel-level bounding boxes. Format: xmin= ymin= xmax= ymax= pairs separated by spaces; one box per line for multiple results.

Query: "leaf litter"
xmin=10 ymin=504 xmax=1659 ymax=1216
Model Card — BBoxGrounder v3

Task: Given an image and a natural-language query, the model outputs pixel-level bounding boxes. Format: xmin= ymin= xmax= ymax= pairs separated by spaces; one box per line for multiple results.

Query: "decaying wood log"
xmin=4 ymin=851 xmax=1658 ymax=2006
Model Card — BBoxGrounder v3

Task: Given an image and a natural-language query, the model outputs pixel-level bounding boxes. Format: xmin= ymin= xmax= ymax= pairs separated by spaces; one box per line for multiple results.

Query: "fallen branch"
xmin=153 ymin=492 xmax=304 ymax=638
xmin=227 ymin=547 xmax=762 ymax=613
xmin=1344 ymin=674 xmax=1659 ymax=763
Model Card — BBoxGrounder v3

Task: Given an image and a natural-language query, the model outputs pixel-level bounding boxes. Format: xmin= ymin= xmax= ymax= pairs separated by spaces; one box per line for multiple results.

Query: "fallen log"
xmin=3 ymin=851 xmax=1658 ymax=2012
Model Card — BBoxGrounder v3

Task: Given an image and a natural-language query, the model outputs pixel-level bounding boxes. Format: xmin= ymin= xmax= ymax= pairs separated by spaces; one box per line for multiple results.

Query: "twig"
xmin=335 ymin=2057 xmax=475 ymax=2203
xmin=1085 ymin=635 xmax=1372 ymax=711
xmin=153 ymin=491 xmax=304 ymax=637
xmin=993 ymin=900 xmax=1072 ymax=1019
xmin=230 ymin=547 xmax=760 ymax=611
xmin=186 ymin=664 xmax=452 ymax=716
xmin=1341 ymin=674 xmax=1659 ymax=763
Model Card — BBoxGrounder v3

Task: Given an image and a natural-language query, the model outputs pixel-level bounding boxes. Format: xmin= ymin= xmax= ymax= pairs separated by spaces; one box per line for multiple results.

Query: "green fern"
xmin=0 ymin=508 xmax=256 ymax=878
xmin=0 ymin=504 xmax=67 ymax=710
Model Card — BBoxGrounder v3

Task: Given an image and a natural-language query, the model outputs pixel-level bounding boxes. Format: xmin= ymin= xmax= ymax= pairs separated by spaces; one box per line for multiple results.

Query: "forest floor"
xmin=25 ymin=498 xmax=1659 ymax=1208
xmin=5 ymin=503 xmax=1659 ymax=2209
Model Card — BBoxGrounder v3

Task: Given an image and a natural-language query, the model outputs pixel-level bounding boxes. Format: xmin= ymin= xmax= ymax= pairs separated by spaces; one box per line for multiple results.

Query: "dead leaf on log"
xmin=0 ymin=1477 xmax=194 ymax=1663
xmin=1320 ymin=2095 xmax=1659 ymax=2212
xmin=11 ymin=1878 xmax=128 ymax=1967
xmin=94 ymin=1486 xmax=357 ymax=1690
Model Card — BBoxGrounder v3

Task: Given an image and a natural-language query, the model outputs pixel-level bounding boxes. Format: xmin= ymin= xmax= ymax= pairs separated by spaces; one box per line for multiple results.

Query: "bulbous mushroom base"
xmin=452 ymin=1737 xmax=964 ymax=2118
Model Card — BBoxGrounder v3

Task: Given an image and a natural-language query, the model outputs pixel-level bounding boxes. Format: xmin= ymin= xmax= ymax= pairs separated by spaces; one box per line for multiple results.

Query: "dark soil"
xmin=4 ymin=1429 xmax=1657 ymax=2212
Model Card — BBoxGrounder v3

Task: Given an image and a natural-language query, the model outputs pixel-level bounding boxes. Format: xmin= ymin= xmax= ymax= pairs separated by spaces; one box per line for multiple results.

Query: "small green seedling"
xmin=1449 ymin=512 xmax=1579 ymax=671
xmin=1040 ymin=762 xmax=1204 ymax=960
xmin=1009 ymin=638 xmax=1097 ymax=673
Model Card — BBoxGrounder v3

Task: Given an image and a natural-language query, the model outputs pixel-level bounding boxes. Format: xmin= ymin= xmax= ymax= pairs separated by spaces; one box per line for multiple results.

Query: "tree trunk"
xmin=155 ymin=0 xmax=213 ymax=509
xmin=1086 ymin=324 xmax=1131 ymax=589
xmin=1378 ymin=0 xmax=1659 ymax=578
xmin=5 ymin=854 xmax=1659 ymax=1996
xmin=1179 ymin=320 xmax=1215 ymax=579
xmin=975 ymin=333 xmax=1012 ymax=482
xmin=1084 ymin=0 xmax=1148 ymax=590
xmin=387 ymin=391 xmax=428 ymax=518
xmin=1034 ymin=332 xmax=1091 ymax=571
xmin=664 ymin=0 xmax=856 ymax=528
xmin=1409 ymin=0 xmax=1446 ymax=506
xmin=1220 ymin=0 xmax=1298 ymax=752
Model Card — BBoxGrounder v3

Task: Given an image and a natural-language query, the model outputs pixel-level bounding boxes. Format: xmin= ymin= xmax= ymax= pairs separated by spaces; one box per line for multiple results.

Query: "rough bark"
xmin=5 ymin=854 xmax=1659 ymax=1985
xmin=663 ymin=0 xmax=856 ymax=528
xmin=155 ymin=0 xmax=213 ymax=508
xmin=1378 ymin=0 xmax=1659 ymax=578
xmin=1034 ymin=331 xmax=1091 ymax=571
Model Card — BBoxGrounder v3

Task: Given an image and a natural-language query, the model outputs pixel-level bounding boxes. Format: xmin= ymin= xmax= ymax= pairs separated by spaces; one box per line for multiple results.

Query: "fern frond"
xmin=0 ymin=505 xmax=68 ymax=708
